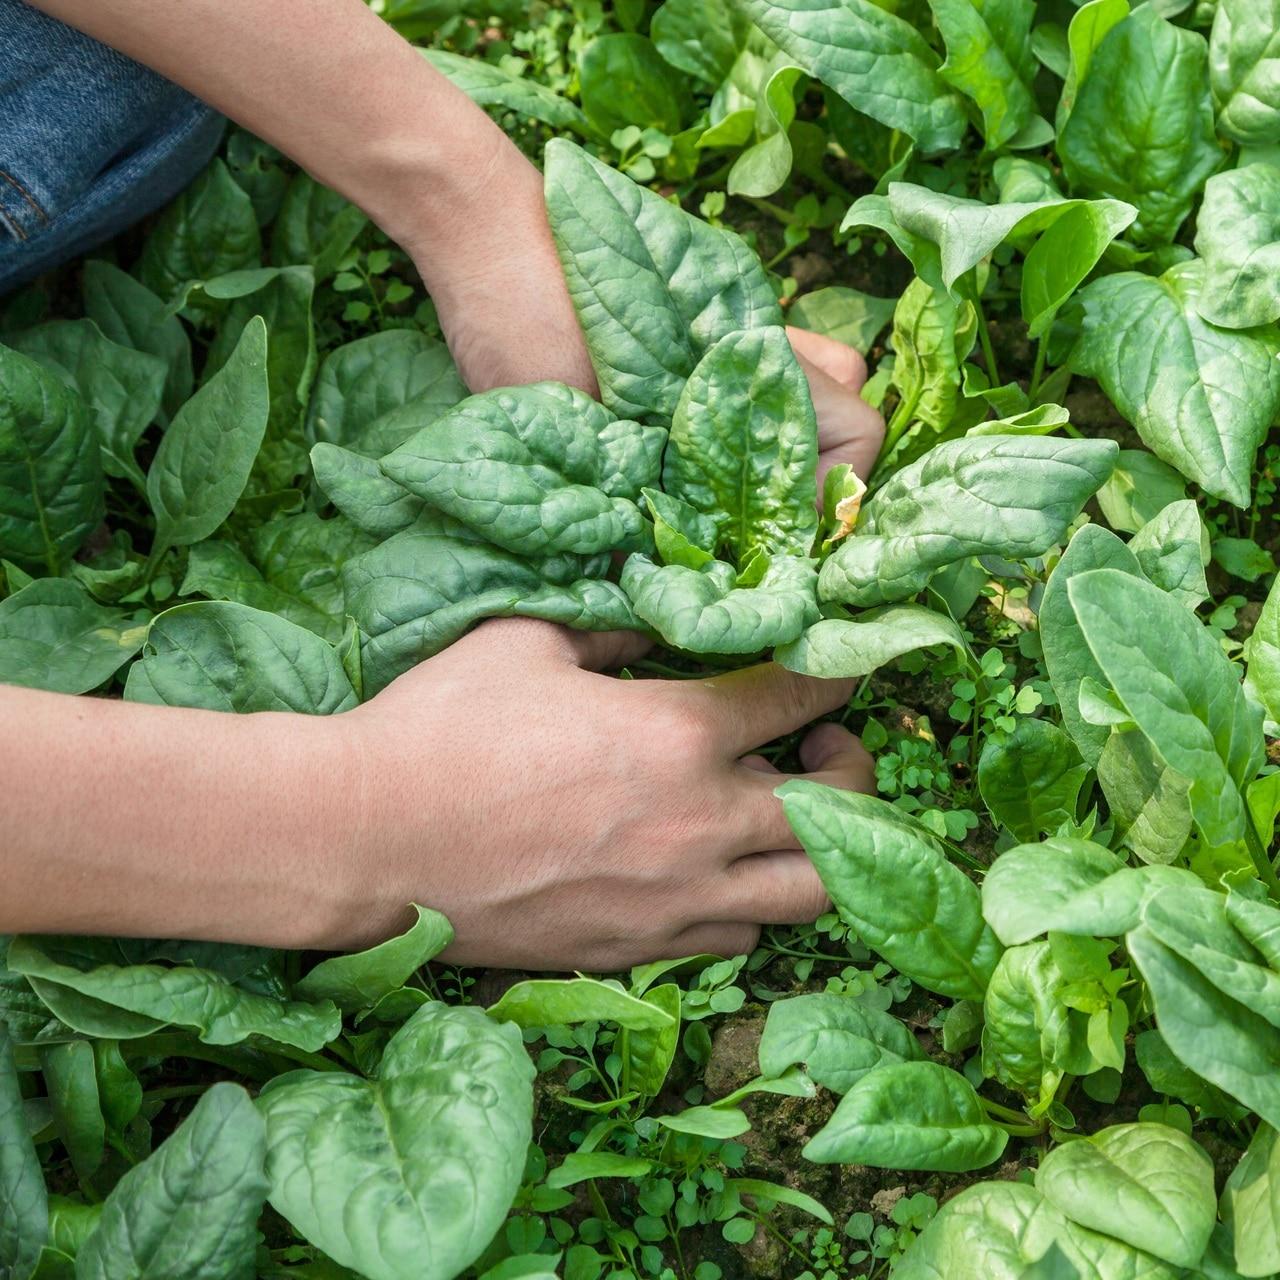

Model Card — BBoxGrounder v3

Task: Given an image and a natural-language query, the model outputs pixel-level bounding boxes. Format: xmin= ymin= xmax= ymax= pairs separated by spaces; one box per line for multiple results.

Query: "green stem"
xmin=980 ymin=1097 xmax=1032 ymax=1124
xmin=744 ymin=196 xmax=801 ymax=227
xmin=973 ymin=292 xmax=1001 ymax=387
xmin=1244 ymin=808 xmax=1280 ymax=900
xmin=1029 ymin=337 xmax=1047 ymax=400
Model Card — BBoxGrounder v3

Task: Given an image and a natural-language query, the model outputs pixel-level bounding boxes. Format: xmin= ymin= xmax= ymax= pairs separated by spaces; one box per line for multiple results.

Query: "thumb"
xmin=798 ymin=722 xmax=875 ymax=792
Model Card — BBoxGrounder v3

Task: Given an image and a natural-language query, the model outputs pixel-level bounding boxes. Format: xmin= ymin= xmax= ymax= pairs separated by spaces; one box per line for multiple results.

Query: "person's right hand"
xmin=332 ymin=618 xmax=872 ymax=970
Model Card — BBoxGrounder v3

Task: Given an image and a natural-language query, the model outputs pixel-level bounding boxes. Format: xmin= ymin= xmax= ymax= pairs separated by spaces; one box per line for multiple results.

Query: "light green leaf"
xmin=652 ymin=0 xmax=748 ymax=85
xmin=885 ymin=277 xmax=976 ymax=433
xmin=924 ymin=0 xmax=1038 ymax=149
xmin=546 ymin=1153 xmax=656 ymax=1190
xmin=0 ymin=344 xmax=103 ymax=574
xmin=1058 ymin=0 xmax=1131 ymax=129
xmin=7 ymin=937 xmax=340 ymax=1053
xmin=295 ymin=906 xmax=453 ymax=1014
xmin=544 ymin=139 xmax=781 ymax=420
xmin=1071 ymin=263 xmax=1280 ymax=508
xmin=978 ymin=719 xmax=1088 ymax=842
xmin=1097 ymin=449 xmax=1187 ymax=535
xmin=1223 ymin=1124 xmax=1280 ymax=1277
xmin=787 ymin=286 xmax=896 ymax=351
xmin=125 ymin=601 xmax=357 ymax=714
xmin=1127 ymin=499 xmax=1209 ymax=609
xmin=665 ymin=327 xmax=817 ymax=559
xmin=803 ymin=1060 xmax=1006 ymax=1171
xmin=423 ymin=48 xmax=594 ymax=135
xmin=621 ymin=553 xmax=818 ymax=653
xmin=780 ymin=781 xmax=1002 ymax=999
xmin=1096 ymin=728 xmax=1194 ymax=866
xmin=1068 ymin=568 xmax=1263 ymax=846
xmin=1134 ymin=1028 xmax=1247 ymax=1122
xmin=819 ymin=435 xmax=1117 ymax=608
xmin=1058 ymin=6 xmax=1221 ymax=244
xmin=1036 ymin=1122 xmax=1216 ymax=1269
xmin=488 ymin=979 xmax=675 ymax=1031
xmin=259 ymin=1003 xmax=533 ymax=1280
xmin=310 ymin=443 xmax=423 ymax=539
xmin=578 ymin=34 xmax=691 ymax=135
xmin=75 ymin=1084 xmax=266 ymax=1280
xmin=1210 ymin=0 xmax=1280 ymax=146
xmin=1245 ymin=571 xmax=1280 ymax=727
xmin=728 ymin=0 xmax=968 ymax=152
xmin=1195 ymin=164 xmax=1280 ymax=329
xmin=644 ymin=488 xmax=717 ymax=569
xmin=727 ymin=64 xmax=806 ymax=198
xmin=757 ymin=992 xmax=924 ymax=1094
xmin=146 ymin=317 xmax=270 ymax=558
xmin=776 ymin=605 xmax=966 ymax=678
xmin=656 ymin=1105 xmax=751 ymax=1139
xmin=381 ymin=383 xmax=660 ymax=557
xmin=6 ymin=320 xmax=166 ymax=487
xmin=622 ymin=983 xmax=681 ymax=1099
xmin=0 ymin=578 xmax=146 ymax=694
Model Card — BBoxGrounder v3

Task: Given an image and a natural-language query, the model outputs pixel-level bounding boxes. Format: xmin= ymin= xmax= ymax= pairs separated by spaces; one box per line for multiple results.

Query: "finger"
xmin=787 ymin=326 xmax=868 ymax=388
xmin=740 ymin=753 xmax=780 ymax=774
xmin=476 ymin=617 xmax=651 ymax=670
xmin=684 ymin=663 xmax=854 ymax=757
xmin=804 ymin=362 xmax=886 ymax=486
xmin=665 ymin=922 xmax=761 ymax=960
xmin=799 ymin=722 xmax=876 ymax=791
xmin=560 ymin=628 xmax=653 ymax=672
xmin=719 ymin=849 xmax=830 ymax=924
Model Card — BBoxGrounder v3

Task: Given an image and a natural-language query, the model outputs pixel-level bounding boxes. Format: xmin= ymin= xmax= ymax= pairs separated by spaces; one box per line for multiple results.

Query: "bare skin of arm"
xmin=5 ymin=0 xmax=883 ymax=966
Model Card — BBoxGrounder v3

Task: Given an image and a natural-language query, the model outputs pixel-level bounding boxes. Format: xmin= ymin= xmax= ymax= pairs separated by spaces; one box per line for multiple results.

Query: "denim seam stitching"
xmin=0 ymin=168 xmax=48 ymax=227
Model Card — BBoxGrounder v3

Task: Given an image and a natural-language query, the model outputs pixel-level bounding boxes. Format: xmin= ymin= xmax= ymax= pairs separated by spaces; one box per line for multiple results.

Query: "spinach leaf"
xmin=0 ymin=578 xmax=146 ymax=694
xmin=270 ymin=172 xmax=368 ymax=282
xmin=578 ymin=34 xmax=692 ymax=136
xmin=651 ymin=0 xmax=749 ymax=86
xmin=818 ymin=435 xmax=1117 ymax=608
xmin=75 ymin=1083 xmax=266 ymax=1280
xmin=1070 ymin=263 xmax=1280 ymax=508
xmin=311 ymin=442 xmax=424 ymax=540
xmin=1058 ymin=6 xmax=1220 ymax=245
xmin=803 ymin=1060 xmax=1007 ymax=1172
xmin=1245 ymin=571 xmax=1280 ymax=728
xmin=0 ymin=344 xmax=103 ymax=574
xmin=1210 ymin=0 xmax=1280 ymax=146
xmin=125 ymin=601 xmax=358 ymax=714
xmin=146 ymin=317 xmax=270 ymax=560
xmin=664 ymin=326 xmax=817 ymax=559
xmin=1096 ymin=729 xmax=1194 ymax=866
xmin=977 ymin=719 xmax=1088 ymax=843
xmin=780 ymin=781 xmax=1002 ymax=1000
xmin=488 ymin=979 xmax=675 ymax=1031
xmin=1096 ymin=449 xmax=1188 ymax=535
xmin=787 ymin=286 xmax=896 ymax=352
xmin=775 ymin=605 xmax=966 ymax=679
xmin=259 ymin=1003 xmax=533 ymax=1280
xmin=1126 ymin=499 xmax=1209 ymax=610
xmin=883 ymin=277 xmax=975 ymax=435
xmin=1223 ymin=1124 xmax=1280 ymax=1277
xmin=423 ymin=49 xmax=595 ymax=136
xmin=0 ymin=1024 xmax=47 ymax=1280
xmin=1195 ymin=164 xmax=1280 ymax=330
xmin=758 ymin=993 xmax=924 ymax=1095
xmin=544 ymin=139 xmax=781 ymax=419
xmin=729 ymin=0 xmax=969 ymax=152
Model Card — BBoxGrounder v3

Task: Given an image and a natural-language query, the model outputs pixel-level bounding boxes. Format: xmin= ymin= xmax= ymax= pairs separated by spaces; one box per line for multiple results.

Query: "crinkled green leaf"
xmin=124 ymin=601 xmax=358 ymax=714
xmin=1058 ymin=6 xmax=1221 ymax=244
xmin=885 ymin=277 xmax=976 ymax=434
xmin=780 ymin=781 xmax=1001 ymax=999
xmin=259 ymin=1003 xmax=533 ymax=1280
xmin=1195 ymin=164 xmax=1280 ymax=330
xmin=1210 ymin=0 xmax=1280 ymax=146
xmin=381 ymin=383 xmax=661 ymax=557
xmin=757 ymin=992 xmax=924 ymax=1095
xmin=75 ymin=1083 xmax=267 ymax=1280
xmin=819 ymin=435 xmax=1117 ymax=608
xmin=423 ymin=48 xmax=594 ymax=135
xmin=728 ymin=0 xmax=968 ymax=152
xmin=1071 ymin=263 xmax=1280 ymax=508
xmin=776 ymin=605 xmax=966 ymax=678
xmin=0 ymin=578 xmax=146 ymax=694
xmin=621 ymin=553 xmax=817 ymax=653
xmin=978 ymin=719 xmax=1088 ymax=843
xmin=664 ymin=327 xmax=817 ymax=559
xmin=0 ymin=343 xmax=103 ymax=574
xmin=803 ymin=1060 xmax=1006 ymax=1171
xmin=545 ymin=139 xmax=780 ymax=420
xmin=310 ymin=443 xmax=423 ymax=540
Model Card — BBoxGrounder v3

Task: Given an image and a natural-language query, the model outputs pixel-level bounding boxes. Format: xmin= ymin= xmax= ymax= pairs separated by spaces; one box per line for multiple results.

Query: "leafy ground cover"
xmin=3 ymin=0 xmax=1280 ymax=1276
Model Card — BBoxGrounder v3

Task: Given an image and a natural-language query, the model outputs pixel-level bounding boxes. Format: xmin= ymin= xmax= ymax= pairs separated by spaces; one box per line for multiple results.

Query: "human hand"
xmin=333 ymin=618 xmax=872 ymax=969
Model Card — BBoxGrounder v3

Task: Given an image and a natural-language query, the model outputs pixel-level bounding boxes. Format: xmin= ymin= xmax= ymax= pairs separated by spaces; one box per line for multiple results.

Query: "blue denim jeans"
xmin=0 ymin=0 xmax=224 ymax=294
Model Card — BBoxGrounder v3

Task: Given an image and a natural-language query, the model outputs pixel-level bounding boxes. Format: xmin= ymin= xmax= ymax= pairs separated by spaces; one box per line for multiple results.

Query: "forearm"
xmin=0 ymin=686 xmax=361 ymax=948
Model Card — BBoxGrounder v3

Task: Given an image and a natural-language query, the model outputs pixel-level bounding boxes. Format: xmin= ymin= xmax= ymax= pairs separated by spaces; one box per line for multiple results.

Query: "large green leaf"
xmin=883 ymin=277 xmax=975 ymax=433
xmin=1245 ymin=571 xmax=1280 ymax=728
xmin=1223 ymin=1124 xmax=1280 ymax=1277
xmin=818 ymin=435 xmax=1117 ymax=608
xmin=652 ymin=0 xmax=748 ymax=86
xmin=803 ymin=1060 xmax=1006 ymax=1172
xmin=1070 ymin=263 xmax=1280 ymax=508
xmin=1097 ymin=728 xmax=1194 ymax=866
xmin=923 ymin=0 xmax=1037 ymax=149
xmin=259 ymin=1003 xmax=533 ymax=1280
xmin=1127 ymin=499 xmax=1208 ymax=610
xmin=775 ymin=606 xmax=966 ymax=678
xmin=6 ymin=320 xmax=166 ymax=487
xmin=1036 ymin=1122 xmax=1215 ymax=1269
xmin=779 ymin=781 xmax=1001 ymax=999
xmin=488 ymin=979 xmax=675 ymax=1031
xmin=544 ymin=139 xmax=781 ymax=419
xmin=269 ymin=173 xmax=368 ymax=281
xmin=304 ymin=330 xmax=466 ymax=451
xmin=75 ymin=1084 xmax=267 ymax=1280
xmin=664 ymin=327 xmax=817 ymax=560
xmin=380 ymin=383 xmax=661 ymax=557
xmin=345 ymin=528 xmax=634 ymax=694
xmin=146 ymin=317 xmax=270 ymax=559
xmin=728 ymin=0 xmax=968 ymax=152
xmin=6 ymin=937 xmax=340 ymax=1053
xmin=578 ymin=34 xmax=691 ymax=135
xmin=0 ymin=578 xmax=146 ymax=694
xmin=1057 ymin=0 xmax=1131 ymax=130
xmin=1195 ymin=164 xmax=1280 ymax=330
xmin=125 ymin=601 xmax=357 ymax=714
xmin=977 ymin=719 xmax=1088 ymax=843
xmin=1040 ymin=523 xmax=1144 ymax=766
xmin=1210 ymin=0 xmax=1280 ymax=145
xmin=0 ymin=1024 xmax=47 ymax=1280
xmin=1068 ymin=569 xmax=1263 ymax=846
xmin=0 ymin=344 xmax=103 ymax=574
xmin=1058 ymin=6 xmax=1221 ymax=244
xmin=310 ymin=443 xmax=424 ymax=540
xmin=757 ymin=993 xmax=924 ymax=1095
xmin=621 ymin=553 xmax=817 ymax=654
